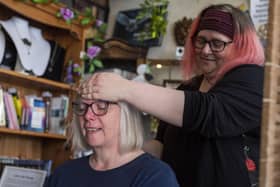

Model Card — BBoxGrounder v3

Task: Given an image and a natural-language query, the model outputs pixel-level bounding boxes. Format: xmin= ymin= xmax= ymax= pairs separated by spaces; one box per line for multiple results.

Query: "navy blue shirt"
xmin=46 ymin=153 xmax=179 ymax=187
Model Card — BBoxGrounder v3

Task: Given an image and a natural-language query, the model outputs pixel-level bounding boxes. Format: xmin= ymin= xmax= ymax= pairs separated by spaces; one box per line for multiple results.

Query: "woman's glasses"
xmin=193 ymin=36 xmax=232 ymax=52
xmin=72 ymin=101 xmax=112 ymax=116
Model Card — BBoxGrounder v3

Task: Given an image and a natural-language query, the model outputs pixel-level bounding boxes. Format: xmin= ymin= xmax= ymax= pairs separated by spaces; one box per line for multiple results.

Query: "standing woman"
xmin=80 ymin=4 xmax=265 ymax=187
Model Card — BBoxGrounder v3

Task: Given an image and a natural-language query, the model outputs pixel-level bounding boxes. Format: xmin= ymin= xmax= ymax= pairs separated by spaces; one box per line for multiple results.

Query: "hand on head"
xmin=79 ymin=72 xmax=130 ymax=102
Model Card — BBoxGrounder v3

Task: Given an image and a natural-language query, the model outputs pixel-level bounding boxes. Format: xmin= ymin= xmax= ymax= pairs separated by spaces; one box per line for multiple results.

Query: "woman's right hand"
xmin=79 ymin=72 xmax=131 ymax=102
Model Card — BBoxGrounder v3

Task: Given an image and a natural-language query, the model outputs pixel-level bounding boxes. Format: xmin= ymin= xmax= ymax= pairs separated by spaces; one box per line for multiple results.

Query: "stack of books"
xmin=0 ymin=86 xmax=69 ymax=135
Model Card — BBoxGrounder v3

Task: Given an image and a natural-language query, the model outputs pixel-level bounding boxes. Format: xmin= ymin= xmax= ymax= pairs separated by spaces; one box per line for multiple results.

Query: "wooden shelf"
xmin=0 ymin=0 xmax=85 ymax=40
xmin=0 ymin=68 xmax=75 ymax=92
xmin=99 ymin=39 xmax=148 ymax=60
xmin=0 ymin=128 xmax=67 ymax=140
xmin=0 ymin=0 xmax=86 ymax=169
xmin=148 ymin=59 xmax=180 ymax=66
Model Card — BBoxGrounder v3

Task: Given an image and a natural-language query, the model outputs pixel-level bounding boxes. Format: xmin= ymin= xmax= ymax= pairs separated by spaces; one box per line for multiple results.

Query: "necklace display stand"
xmin=0 ymin=28 xmax=5 ymax=64
xmin=0 ymin=17 xmax=32 ymax=71
xmin=0 ymin=17 xmax=51 ymax=76
xmin=29 ymin=27 xmax=51 ymax=76
xmin=0 ymin=0 xmax=88 ymax=171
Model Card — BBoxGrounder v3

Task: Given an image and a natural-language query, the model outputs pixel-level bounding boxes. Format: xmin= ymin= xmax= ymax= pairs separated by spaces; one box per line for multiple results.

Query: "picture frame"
xmin=73 ymin=0 xmax=109 ymax=22
xmin=59 ymin=0 xmax=74 ymax=8
xmin=0 ymin=166 xmax=47 ymax=187
xmin=113 ymin=7 xmax=167 ymax=47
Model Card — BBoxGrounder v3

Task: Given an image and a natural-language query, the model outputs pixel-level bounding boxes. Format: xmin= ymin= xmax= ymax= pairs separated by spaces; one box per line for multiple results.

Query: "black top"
xmin=156 ymin=64 xmax=264 ymax=187
xmin=46 ymin=153 xmax=179 ymax=187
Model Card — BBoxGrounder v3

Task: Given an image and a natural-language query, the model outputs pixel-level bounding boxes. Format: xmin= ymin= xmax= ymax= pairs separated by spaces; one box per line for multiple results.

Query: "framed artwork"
xmin=0 ymin=166 xmax=47 ymax=187
xmin=73 ymin=0 xmax=109 ymax=22
xmin=163 ymin=79 xmax=181 ymax=89
xmin=59 ymin=0 xmax=74 ymax=8
xmin=113 ymin=7 xmax=167 ymax=47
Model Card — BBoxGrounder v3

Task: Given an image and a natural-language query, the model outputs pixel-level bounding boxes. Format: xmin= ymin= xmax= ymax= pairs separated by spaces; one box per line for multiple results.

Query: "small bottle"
xmin=42 ymin=91 xmax=52 ymax=133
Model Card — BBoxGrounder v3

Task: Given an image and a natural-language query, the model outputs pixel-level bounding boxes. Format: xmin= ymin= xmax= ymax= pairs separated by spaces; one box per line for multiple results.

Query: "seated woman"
xmin=46 ymin=97 xmax=179 ymax=187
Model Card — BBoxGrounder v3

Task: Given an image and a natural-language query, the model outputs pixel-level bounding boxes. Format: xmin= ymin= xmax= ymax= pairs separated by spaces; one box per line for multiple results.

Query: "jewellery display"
xmin=0 ymin=17 xmax=51 ymax=76
xmin=41 ymin=40 xmax=66 ymax=81
xmin=29 ymin=27 xmax=51 ymax=76
xmin=0 ymin=29 xmax=17 ymax=70
xmin=13 ymin=17 xmax=32 ymax=56
xmin=0 ymin=28 xmax=5 ymax=64
xmin=47 ymin=42 xmax=58 ymax=73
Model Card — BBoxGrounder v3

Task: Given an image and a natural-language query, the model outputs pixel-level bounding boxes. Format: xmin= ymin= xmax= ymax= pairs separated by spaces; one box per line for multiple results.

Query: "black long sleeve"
xmin=183 ymin=65 xmax=264 ymax=138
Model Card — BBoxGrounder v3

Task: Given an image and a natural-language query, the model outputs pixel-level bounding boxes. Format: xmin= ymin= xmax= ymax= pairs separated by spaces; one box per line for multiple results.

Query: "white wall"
xmin=107 ymin=0 xmax=248 ymax=60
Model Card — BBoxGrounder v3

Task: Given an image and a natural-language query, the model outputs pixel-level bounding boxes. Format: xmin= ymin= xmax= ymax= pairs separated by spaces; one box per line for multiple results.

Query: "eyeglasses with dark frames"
xmin=193 ymin=36 xmax=232 ymax=52
xmin=72 ymin=100 xmax=114 ymax=116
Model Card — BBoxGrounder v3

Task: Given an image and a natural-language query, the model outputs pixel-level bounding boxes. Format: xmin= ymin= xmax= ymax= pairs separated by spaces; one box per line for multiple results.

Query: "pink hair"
xmin=181 ymin=9 xmax=265 ymax=83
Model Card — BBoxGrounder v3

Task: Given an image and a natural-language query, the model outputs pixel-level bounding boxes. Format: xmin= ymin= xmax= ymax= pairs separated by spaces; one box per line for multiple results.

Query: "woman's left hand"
xmin=79 ymin=72 xmax=131 ymax=102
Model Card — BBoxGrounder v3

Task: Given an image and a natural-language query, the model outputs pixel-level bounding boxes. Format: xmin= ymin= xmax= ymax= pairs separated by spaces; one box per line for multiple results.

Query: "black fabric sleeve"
xmin=155 ymin=82 xmax=196 ymax=143
xmin=183 ymin=65 xmax=264 ymax=138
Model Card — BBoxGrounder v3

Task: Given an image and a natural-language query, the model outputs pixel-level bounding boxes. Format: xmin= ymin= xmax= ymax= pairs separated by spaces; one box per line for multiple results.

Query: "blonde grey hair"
xmin=68 ymin=101 xmax=144 ymax=154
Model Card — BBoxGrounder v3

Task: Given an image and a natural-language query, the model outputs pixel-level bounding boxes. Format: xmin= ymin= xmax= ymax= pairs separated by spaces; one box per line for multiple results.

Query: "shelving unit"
xmin=0 ymin=68 xmax=74 ymax=92
xmin=0 ymin=128 xmax=67 ymax=140
xmin=0 ymin=0 xmax=87 ymax=170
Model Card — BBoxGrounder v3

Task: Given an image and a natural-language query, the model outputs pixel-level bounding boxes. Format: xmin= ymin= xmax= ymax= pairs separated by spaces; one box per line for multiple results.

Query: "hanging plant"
xmin=14 ymin=0 xmax=95 ymax=27
xmin=136 ymin=0 xmax=169 ymax=40
xmin=79 ymin=7 xmax=94 ymax=26
xmin=93 ymin=20 xmax=108 ymax=42
xmin=56 ymin=7 xmax=77 ymax=24
xmin=32 ymin=0 xmax=58 ymax=3
xmin=15 ymin=0 xmax=59 ymax=4
xmin=80 ymin=20 xmax=107 ymax=74
xmin=80 ymin=43 xmax=103 ymax=74
xmin=56 ymin=7 xmax=96 ymax=26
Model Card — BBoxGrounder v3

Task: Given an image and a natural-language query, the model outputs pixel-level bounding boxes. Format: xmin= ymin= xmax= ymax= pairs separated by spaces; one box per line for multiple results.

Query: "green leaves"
xmin=88 ymin=59 xmax=103 ymax=73
xmin=80 ymin=17 xmax=91 ymax=26
xmin=31 ymin=0 xmax=49 ymax=3
xmin=136 ymin=0 xmax=169 ymax=41
xmin=89 ymin=63 xmax=95 ymax=73
xmin=92 ymin=59 xmax=103 ymax=68
xmin=83 ymin=7 xmax=93 ymax=17
xmin=82 ymin=41 xmax=104 ymax=73
xmin=24 ymin=0 xmax=94 ymax=27
xmin=65 ymin=19 xmax=71 ymax=25
xmin=56 ymin=12 xmax=61 ymax=18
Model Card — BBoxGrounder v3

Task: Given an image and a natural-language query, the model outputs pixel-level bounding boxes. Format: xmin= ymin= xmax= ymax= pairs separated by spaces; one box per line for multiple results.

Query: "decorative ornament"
xmin=174 ymin=17 xmax=193 ymax=46
xmin=133 ymin=64 xmax=153 ymax=82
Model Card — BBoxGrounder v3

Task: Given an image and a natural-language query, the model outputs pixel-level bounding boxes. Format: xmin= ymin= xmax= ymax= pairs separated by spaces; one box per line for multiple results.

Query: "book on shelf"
xmin=29 ymin=98 xmax=46 ymax=132
xmin=49 ymin=95 xmax=69 ymax=135
xmin=3 ymin=91 xmax=19 ymax=130
xmin=8 ymin=88 xmax=23 ymax=124
xmin=0 ymin=87 xmax=5 ymax=127
xmin=20 ymin=94 xmax=31 ymax=130
xmin=0 ymin=88 xmax=70 ymax=134
xmin=24 ymin=95 xmax=45 ymax=132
